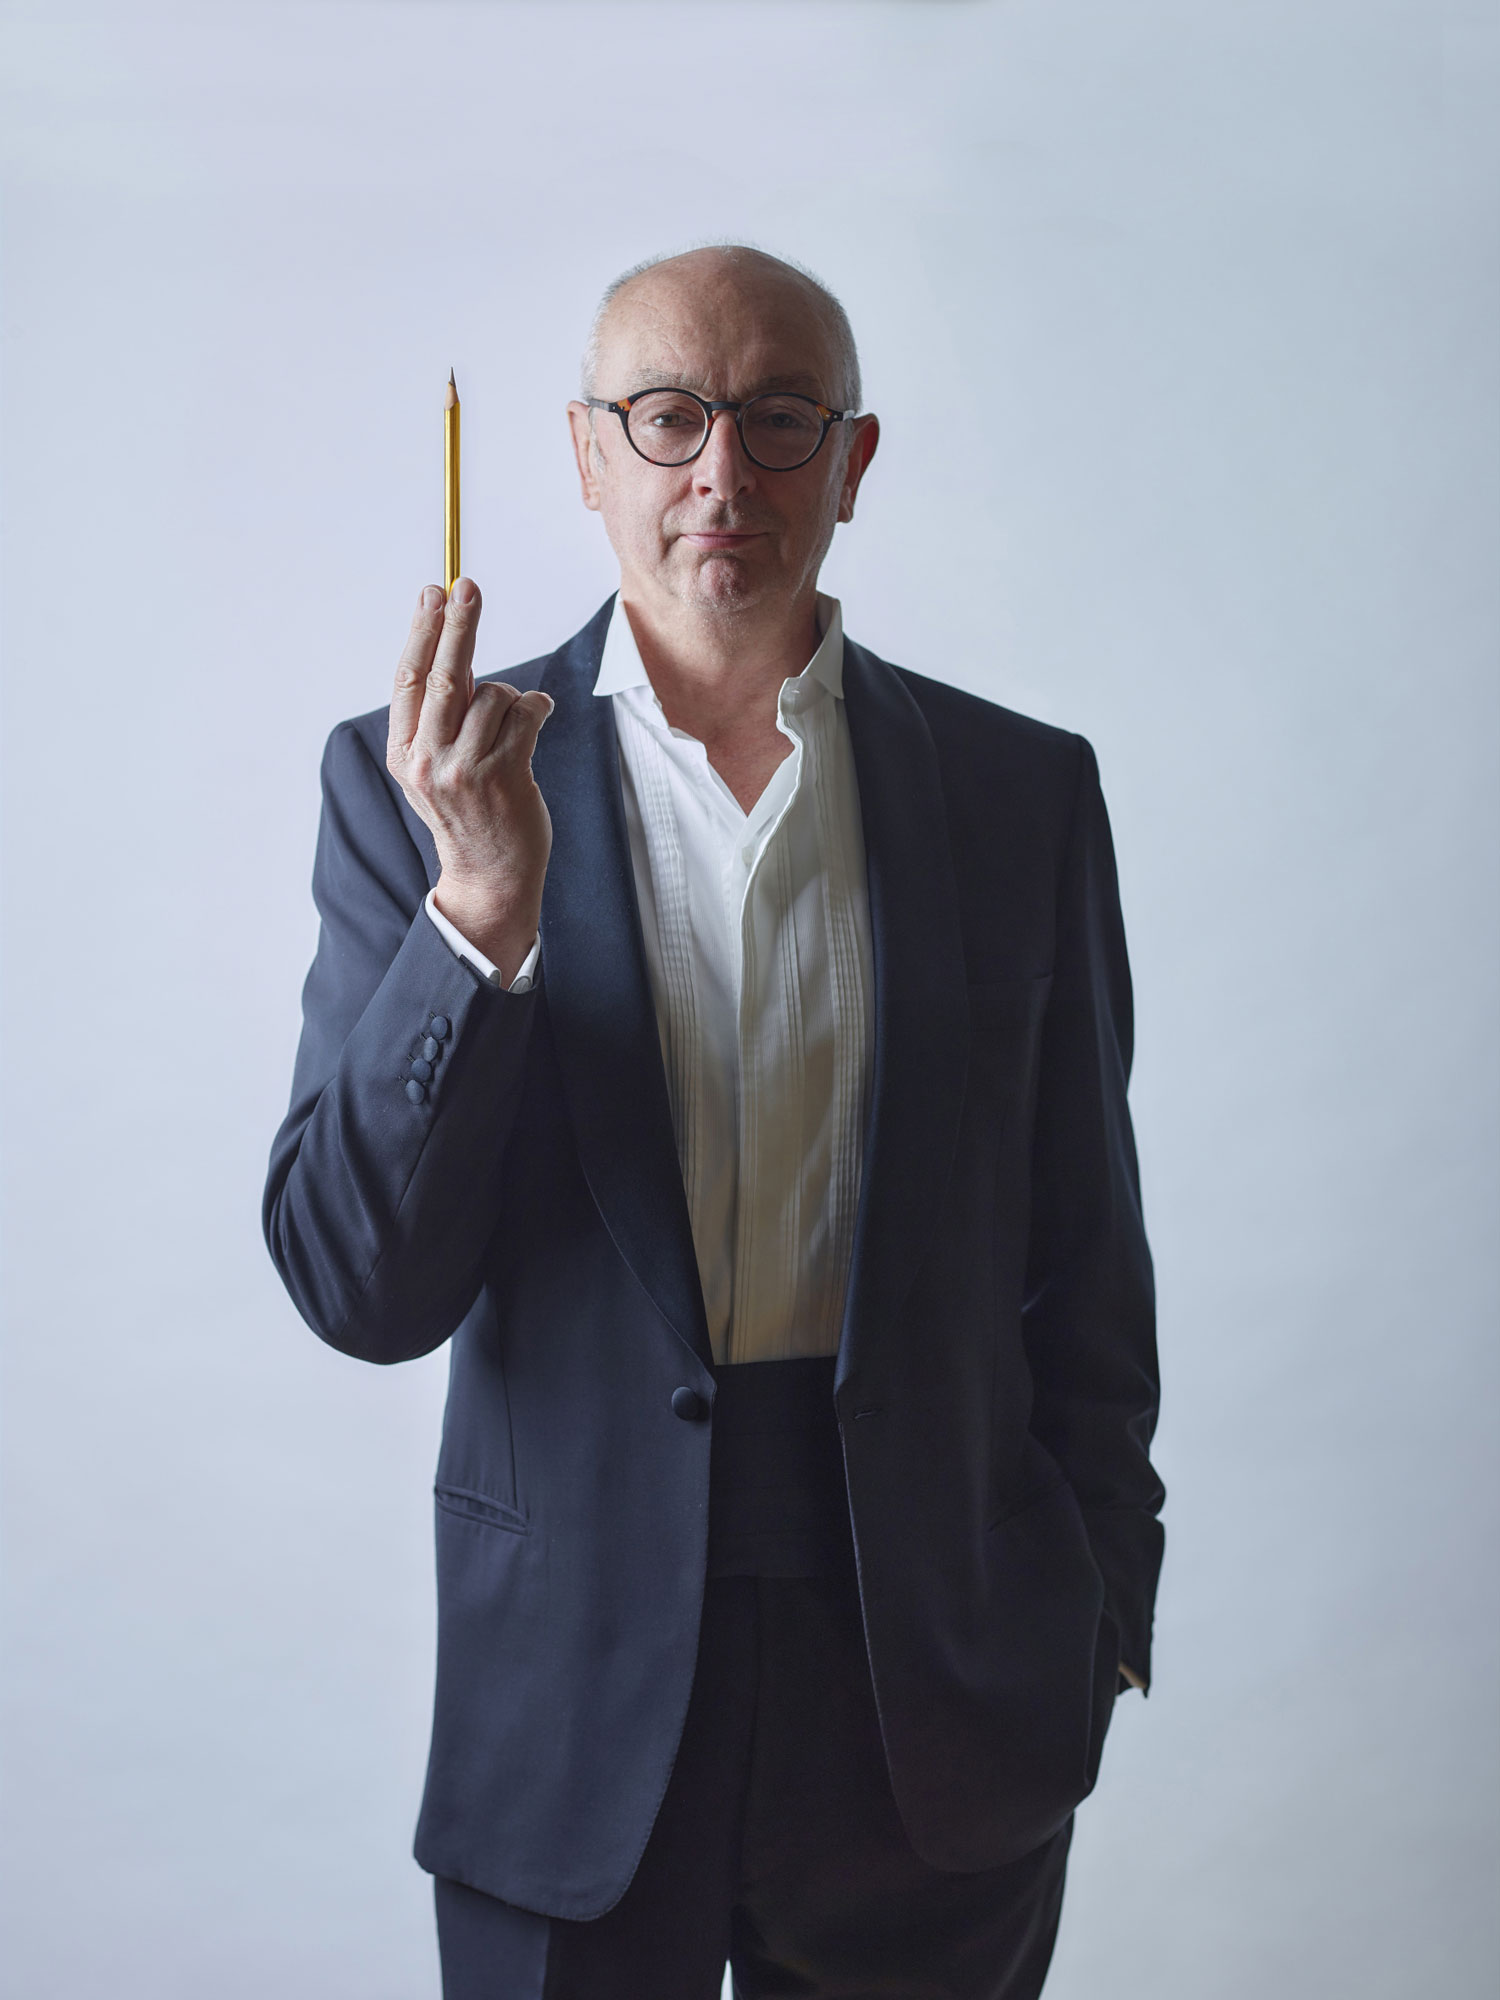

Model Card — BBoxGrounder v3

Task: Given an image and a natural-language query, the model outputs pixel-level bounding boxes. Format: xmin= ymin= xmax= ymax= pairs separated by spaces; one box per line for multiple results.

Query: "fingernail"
xmin=421 ymin=585 xmax=443 ymax=612
xmin=452 ymin=577 xmax=476 ymax=606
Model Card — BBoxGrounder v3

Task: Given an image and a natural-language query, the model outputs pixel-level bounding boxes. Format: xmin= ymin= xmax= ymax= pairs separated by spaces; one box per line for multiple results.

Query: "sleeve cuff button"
xmin=404 ymin=1078 xmax=427 ymax=1104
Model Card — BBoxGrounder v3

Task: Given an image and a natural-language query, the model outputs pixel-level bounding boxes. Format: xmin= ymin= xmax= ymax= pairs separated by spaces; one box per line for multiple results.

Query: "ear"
xmin=566 ymin=401 xmax=604 ymax=512
xmin=836 ymin=414 xmax=880 ymax=524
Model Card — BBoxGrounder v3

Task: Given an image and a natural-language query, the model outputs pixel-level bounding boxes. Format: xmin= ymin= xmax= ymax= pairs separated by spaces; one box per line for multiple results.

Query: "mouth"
xmin=677 ymin=530 xmax=765 ymax=551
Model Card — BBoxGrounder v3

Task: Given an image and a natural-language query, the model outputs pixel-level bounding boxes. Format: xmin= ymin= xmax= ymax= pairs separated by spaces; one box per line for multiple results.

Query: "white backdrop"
xmin=2 ymin=3 xmax=1496 ymax=1995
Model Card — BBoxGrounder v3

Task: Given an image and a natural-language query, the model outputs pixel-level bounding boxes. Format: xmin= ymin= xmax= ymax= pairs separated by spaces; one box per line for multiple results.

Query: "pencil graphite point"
xmin=445 ymin=369 xmax=458 ymax=410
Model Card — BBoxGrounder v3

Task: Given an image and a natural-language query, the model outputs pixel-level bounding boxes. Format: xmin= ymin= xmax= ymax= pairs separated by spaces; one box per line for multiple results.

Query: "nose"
xmin=693 ymin=408 xmax=754 ymax=499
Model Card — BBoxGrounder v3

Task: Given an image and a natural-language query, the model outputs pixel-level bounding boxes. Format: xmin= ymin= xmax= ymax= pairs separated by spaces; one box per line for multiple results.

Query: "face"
xmin=567 ymin=255 xmax=879 ymax=623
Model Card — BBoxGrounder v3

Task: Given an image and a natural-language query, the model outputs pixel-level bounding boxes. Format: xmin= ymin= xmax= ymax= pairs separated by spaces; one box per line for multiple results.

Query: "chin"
xmin=678 ymin=552 xmax=776 ymax=616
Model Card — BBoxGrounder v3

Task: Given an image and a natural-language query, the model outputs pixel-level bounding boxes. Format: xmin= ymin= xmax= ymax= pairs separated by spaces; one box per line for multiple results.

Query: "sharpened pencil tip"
xmin=445 ymin=370 xmax=458 ymax=411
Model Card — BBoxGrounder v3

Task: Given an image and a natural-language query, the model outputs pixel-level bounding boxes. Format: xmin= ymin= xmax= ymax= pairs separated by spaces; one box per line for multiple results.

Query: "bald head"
xmin=581 ymin=245 xmax=862 ymax=411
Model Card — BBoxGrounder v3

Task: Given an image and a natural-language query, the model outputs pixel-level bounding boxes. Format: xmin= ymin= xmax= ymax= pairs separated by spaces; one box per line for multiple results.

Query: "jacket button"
xmin=405 ymin=1079 xmax=427 ymax=1104
xmin=410 ymin=1058 xmax=433 ymax=1083
xmin=430 ymin=1015 xmax=451 ymax=1041
xmin=671 ymin=1386 xmax=706 ymax=1423
xmin=421 ymin=1036 xmax=441 ymax=1062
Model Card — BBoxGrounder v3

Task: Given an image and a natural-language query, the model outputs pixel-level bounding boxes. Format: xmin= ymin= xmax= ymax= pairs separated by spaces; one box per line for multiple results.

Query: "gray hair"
xmin=580 ymin=242 xmax=863 ymax=411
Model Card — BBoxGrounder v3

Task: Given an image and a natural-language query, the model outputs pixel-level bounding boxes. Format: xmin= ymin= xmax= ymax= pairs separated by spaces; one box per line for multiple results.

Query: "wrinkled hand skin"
xmin=386 ymin=578 xmax=553 ymax=986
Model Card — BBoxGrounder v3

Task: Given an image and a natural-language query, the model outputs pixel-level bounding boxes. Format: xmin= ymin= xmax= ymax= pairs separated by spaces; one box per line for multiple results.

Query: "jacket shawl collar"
xmin=836 ymin=639 xmax=970 ymax=1387
xmin=531 ymin=600 xmax=715 ymax=1373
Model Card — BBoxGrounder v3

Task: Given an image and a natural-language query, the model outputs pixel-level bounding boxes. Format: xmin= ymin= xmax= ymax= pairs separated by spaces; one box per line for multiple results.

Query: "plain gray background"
xmin=2 ymin=2 xmax=1496 ymax=1994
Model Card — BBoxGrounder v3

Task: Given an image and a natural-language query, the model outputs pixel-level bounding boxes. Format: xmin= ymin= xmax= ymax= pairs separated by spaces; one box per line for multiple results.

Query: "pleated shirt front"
xmin=595 ymin=595 xmax=874 ymax=1367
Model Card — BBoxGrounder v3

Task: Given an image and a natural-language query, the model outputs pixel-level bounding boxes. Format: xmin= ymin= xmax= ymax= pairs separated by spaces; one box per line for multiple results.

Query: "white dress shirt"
xmin=598 ymin=594 xmax=874 ymax=1365
xmin=427 ymin=593 xmax=874 ymax=1367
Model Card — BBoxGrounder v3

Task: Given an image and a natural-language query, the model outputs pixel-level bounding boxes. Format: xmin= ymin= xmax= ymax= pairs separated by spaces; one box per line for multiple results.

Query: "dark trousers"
xmin=433 ymin=1362 xmax=1073 ymax=2000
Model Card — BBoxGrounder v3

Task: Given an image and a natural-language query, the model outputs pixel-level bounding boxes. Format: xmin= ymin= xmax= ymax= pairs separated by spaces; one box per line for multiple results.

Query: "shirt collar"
xmin=592 ymin=593 xmax=845 ymax=702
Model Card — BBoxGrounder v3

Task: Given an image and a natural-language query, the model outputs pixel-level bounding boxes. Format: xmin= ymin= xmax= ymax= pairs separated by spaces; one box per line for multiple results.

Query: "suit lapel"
xmin=837 ymin=640 xmax=971 ymax=1385
xmin=531 ymin=603 xmax=714 ymax=1373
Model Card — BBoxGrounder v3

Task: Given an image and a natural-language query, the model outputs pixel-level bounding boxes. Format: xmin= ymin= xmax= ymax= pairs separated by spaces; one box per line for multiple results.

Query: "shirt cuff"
xmin=425 ymin=890 xmax=540 ymax=994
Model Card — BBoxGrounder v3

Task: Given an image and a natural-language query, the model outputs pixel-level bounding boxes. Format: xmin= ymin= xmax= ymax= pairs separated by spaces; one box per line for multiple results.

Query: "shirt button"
xmin=671 ymin=1387 xmax=706 ymax=1423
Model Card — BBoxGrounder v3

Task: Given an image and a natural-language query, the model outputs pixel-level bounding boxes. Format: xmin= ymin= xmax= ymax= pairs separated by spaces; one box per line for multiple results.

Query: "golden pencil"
xmin=444 ymin=369 xmax=461 ymax=594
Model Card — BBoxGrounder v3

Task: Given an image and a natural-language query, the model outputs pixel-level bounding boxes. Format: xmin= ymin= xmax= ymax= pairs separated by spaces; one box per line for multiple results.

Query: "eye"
xmin=746 ymin=397 xmax=819 ymax=435
xmin=625 ymin=391 xmax=710 ymax=462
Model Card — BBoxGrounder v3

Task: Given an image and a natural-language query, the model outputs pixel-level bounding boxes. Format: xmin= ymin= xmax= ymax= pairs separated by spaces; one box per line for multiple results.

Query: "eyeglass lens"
xmin=626 ymin=391 xmax=826 ymax=469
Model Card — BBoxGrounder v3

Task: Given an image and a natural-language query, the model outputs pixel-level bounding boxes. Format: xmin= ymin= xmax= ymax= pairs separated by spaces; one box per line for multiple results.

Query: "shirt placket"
xmin=729 ymin=702 xmax=811 ymax=1362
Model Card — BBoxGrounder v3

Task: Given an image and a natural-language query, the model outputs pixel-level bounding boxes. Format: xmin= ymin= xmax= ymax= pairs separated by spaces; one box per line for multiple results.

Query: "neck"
xmin=617 ymin=581 xmax=824 ymax=814
xmin=619 ymin=582 xmax=821 ymax=737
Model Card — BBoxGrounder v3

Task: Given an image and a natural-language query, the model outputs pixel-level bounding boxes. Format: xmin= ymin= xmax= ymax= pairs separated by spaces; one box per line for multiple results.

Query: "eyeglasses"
xmin=584 ymin=387 xmax=857 ymax=471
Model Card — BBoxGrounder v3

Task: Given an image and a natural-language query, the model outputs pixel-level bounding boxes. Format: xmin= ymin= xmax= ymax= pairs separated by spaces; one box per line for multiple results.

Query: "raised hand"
xmin=386 ymin=579 xmax=553 ymax=987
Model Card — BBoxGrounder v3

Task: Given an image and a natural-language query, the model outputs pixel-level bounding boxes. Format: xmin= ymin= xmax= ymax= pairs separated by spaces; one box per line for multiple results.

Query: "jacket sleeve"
xmin=1022 ymin=736 xmax=1165 ymax=1687
xmin=262 ymin=719 xmax=539 ymax=1364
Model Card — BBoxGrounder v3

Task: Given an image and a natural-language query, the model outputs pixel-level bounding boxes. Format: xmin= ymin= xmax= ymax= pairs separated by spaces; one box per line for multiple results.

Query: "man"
xmin=264 ymin=245 xmax=1164 ymax=1998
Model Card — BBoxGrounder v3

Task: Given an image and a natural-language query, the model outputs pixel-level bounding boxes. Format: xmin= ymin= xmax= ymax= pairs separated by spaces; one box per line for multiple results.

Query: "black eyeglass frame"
xmin=584 ymin=387 xmax=859 ymax=471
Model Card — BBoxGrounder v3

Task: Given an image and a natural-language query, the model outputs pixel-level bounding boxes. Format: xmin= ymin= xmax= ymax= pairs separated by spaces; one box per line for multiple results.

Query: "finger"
xmin=457 ymin=679 xmax=522 ymax=762
xmin=416 ymin=577 xmax=483 ymax=752
xmin=487 ymin=688 xmax=556 ymax=770
xmin=389 ymin=585 xmax=446 ymax=756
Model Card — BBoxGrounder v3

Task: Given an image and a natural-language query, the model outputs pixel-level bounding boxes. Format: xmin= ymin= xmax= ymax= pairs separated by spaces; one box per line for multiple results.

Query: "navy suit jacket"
xmin=264 ymin=598 xmax=1164 ymax=1920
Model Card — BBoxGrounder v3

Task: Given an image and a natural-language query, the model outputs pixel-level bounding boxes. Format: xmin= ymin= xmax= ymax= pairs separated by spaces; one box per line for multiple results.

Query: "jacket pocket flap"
xmin=434 ymin=1482 xmax=530 ymax=1534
